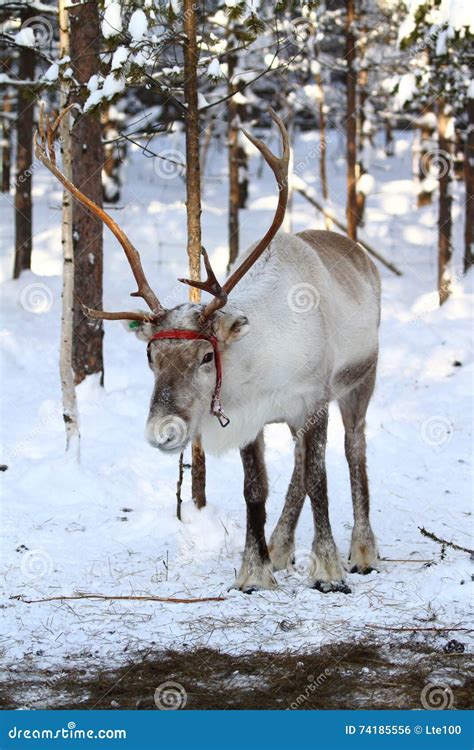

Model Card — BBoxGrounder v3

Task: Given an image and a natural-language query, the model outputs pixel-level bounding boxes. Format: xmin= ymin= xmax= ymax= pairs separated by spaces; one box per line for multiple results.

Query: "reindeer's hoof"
xmin=311 ymin=579 xmax=352 ymax=595
xmin=350 ymin=564 xmax=377 ymax=575
xmin=242 ymin=586 xmax=258 ymax=595
xmin=232 ymin=560 xmax=278 ymax=593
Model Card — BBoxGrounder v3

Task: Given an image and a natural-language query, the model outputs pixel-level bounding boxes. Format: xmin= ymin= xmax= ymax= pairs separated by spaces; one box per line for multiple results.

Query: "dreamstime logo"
xmin=421 ymin=682 xmax=454 ymax=710
xmin=287 ymin=282 xmax=320 ymax=313
xmin=20 ymin=282 xmax=53 ymax=314
xmin=420 ymin=416 xmax=453 ymax=447
xmin=20 ymin=549 xmax=53 ymax=580
xmin=151 ymin=416 xmax=188 ymax=449
xmin=287 ymin=17 xmax=316 ymax=49
xmin=153 ymin=149 xmax=185 ymax=180
xmin=21 ymin=16 xmax=53 ymax=47
xmin=154 ymin=681 xmax=187 ymax=710
xmin=420 ymin=148 xmax=451 ymax=179
xmin=288 ymin=547 xmax=317 ymax=581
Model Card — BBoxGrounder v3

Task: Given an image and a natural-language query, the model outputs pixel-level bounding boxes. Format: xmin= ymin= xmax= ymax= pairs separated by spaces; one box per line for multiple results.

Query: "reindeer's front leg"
xmin=234 ymin=432 xmax=277 ymax=593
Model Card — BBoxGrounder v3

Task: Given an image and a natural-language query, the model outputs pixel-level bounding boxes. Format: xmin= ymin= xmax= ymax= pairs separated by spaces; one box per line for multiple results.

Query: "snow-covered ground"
xmin=0 ymin=128 xmax=472 ymax=673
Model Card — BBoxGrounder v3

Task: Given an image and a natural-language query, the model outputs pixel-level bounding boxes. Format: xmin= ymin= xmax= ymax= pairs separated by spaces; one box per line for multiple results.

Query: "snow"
xmin=83 ymin=90 xmax=104 ymax=113
xmin=111 ymin=46 xmax=129 ymax=72
xmin=102 ymin=2 xmax=122 ymax=39
xmin=14 ymin=27 xmax=35 ymax=47
xmin=0 ymin=129 xmax=472 ymax=675
xmin=44 ymin=63 xmax=59 ymax=82
xmin=128 ymin=10 xmax=148 ymax=42
xmin=395 ymin=73 xmax=417 ymax=109
xmin=207 ymin=59 xmax=224 ymax=79
xmin=87 ymin=75 xmax=100 ymax=93
xmin=357 ymin=173 xmax=375 ymax=195
xmin=103 ymin=73 xmax=126 ymax=99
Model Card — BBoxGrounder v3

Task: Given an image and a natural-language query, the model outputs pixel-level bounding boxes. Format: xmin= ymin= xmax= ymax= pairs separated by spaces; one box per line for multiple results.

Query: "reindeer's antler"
xmin=178 ymin=248 xmax=228 ymax=304
xmin=180 ymin=108 xmax=290 ymax=322
xmin=34 ymin=104 xmax=165 ymax=323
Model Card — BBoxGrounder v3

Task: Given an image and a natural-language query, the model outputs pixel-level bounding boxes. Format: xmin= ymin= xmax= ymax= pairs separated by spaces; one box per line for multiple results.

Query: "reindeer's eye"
xmin=201 ymin=352 xmax=214 ymax=365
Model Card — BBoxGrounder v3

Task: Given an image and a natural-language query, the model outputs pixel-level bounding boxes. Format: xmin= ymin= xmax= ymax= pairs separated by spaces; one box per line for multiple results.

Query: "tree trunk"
xmin=384 ymin=118 xmax=394 ymax=157
xmin=58 ymin=0 xmax=80 ymax=455
xmin=464 ymin=93 xmax=474 ymax=274
xmin=183 ymin=0 xmax=206 ymax=509
xmin=437 ymin=102 xmax=453 ymax=305
xmin=13 ymin=46 xmax=34 ymax=278
xmin=237 ymin=143 xmax=248 ymax=210
xmin=315 ymin=69 xmax=328 ymax=203
xmin=1 ymin=58 xmax=12 ymax=194
xmin=227 ymin=52 xmax=239 ymax=271
xmin=345 ymin=0 xmax=357 ymax=241
xmin=416 ymin=108 xmax=436 ymax=208
xmin=282 ymin=111 xmax=294 ymax=233
xmin=69 ymin=0 xmax=104 ymax=384
xmin=356 ymin=60 xmax=368 ymax=227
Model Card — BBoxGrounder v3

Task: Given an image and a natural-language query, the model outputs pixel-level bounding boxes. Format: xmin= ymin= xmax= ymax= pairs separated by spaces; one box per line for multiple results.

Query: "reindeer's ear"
xmin=121 ymin=319 xmax=156 ymax=342
xmin=213 ymin=311 xmax=250 ymax=345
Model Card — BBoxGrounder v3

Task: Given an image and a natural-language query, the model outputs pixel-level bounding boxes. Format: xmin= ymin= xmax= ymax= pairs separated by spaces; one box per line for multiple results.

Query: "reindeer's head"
xmin=126 ymin=305 xmax=249 ymax=452
xmin=35 ymin=106 xmax=289 ymax=453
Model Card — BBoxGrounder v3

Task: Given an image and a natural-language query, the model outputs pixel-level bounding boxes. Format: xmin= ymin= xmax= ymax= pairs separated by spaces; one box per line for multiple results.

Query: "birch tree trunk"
xmin=464 ymin=93 xmax=474 ymax=274
xmin=183 ymin=0 xmax=206 ymax=509
xmin=345 ymin=0 xmax=358 ymax=241
xmin=58 ymin=0 xmax=80 ymax=455
xmin=13 ymin=44 xmax=34 ymax=278
xmin=437 ymin=101 xmax=453 ymax=305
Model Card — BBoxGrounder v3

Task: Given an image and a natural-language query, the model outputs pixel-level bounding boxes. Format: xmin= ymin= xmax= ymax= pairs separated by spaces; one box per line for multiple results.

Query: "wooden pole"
xmin=183 ymin=0 xmax=206 ymax=509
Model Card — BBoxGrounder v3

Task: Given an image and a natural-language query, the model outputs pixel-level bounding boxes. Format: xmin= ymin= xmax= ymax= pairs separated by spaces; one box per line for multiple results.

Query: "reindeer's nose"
xmin=146 ymin=415 xmax=188 ymax=451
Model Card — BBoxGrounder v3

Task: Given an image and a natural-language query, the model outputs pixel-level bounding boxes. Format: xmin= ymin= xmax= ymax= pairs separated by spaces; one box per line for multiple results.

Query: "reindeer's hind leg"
xmin=337 ymin=358 xmax=378 ymax=574
xmin=268 ymin=432 xmax=306 ymax=571
xmin=305 ymin=403 xmax=350 ymax=594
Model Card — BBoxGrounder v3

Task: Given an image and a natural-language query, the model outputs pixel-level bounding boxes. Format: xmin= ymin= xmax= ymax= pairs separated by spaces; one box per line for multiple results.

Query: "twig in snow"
xmin=366 ymin=624 xmax=472 ymax=632
xmin=12 ymin=593 xmax=226 ymax=604
xmin=419 ymin=527 xmax=473 ymax=555
xmin=176 ymin=450 xmax=184 ymax=520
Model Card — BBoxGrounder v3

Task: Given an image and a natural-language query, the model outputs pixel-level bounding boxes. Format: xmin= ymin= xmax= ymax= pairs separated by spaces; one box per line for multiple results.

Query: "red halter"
xmin=147 ymin=330 xmax=230 ymax=428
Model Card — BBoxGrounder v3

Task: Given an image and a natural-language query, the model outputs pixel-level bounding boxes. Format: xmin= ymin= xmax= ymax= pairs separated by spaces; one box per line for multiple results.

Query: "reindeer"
xmin=35 ymin=107 xmax=380 ymax=594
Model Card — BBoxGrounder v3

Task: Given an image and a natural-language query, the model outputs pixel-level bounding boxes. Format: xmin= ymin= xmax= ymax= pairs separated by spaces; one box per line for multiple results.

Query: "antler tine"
xmin=240 ymin=107 xmax=290 ymax=185
xmin=34 ymin=107 xmax=166 ymax=322
xmin=77 ymin=298 xmax=157 ymax=323
xmin=196 ymin=108 xmax=290 ymax=322
xmin=178 ymin=247 xmax=228 ymax=305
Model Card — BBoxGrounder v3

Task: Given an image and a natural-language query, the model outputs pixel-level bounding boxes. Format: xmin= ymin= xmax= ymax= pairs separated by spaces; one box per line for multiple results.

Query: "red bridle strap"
xmin=147 ymin=330 xmax=230 ymax=428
